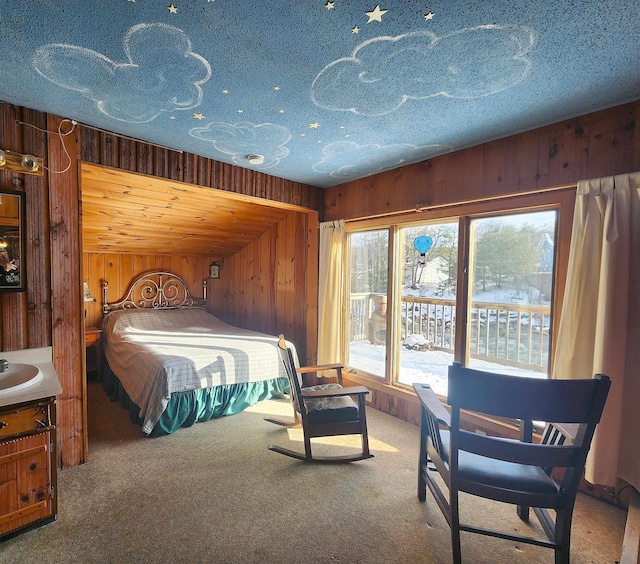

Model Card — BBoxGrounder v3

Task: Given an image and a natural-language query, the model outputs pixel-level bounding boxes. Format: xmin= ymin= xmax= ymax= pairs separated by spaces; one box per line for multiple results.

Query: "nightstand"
xmin=84 ymin=326 xmax=102 ymax=379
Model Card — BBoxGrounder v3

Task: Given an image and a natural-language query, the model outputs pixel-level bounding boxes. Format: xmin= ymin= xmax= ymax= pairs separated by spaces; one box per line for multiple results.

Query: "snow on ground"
xmin=349 ymin=340 xmax=546 ymax=397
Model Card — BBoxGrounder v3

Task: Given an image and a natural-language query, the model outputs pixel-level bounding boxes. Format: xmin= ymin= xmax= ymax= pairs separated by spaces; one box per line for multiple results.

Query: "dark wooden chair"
xmin=414 ymin=362 xmax=610 ymax=564
xmin=265 ymin=335 xmax=373 ymax=463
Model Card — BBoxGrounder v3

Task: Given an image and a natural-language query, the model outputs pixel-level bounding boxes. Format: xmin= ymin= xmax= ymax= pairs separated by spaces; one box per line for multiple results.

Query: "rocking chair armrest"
xmin=300 ymin=385 xmax=370 ymax=399
xmin=296 ymin=363 xmax=344 ymax=374
xmin=413 ymin=383 xmax=451 ymax=429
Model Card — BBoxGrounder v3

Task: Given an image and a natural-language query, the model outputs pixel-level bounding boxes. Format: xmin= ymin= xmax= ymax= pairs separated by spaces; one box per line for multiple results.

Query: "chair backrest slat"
xmin=458 ymin=430 xmax=580 ymax=467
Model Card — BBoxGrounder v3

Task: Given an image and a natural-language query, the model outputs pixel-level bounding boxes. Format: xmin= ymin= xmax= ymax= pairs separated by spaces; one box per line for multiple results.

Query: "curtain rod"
xmin=345 ymin=183 xmax=577 ymax=223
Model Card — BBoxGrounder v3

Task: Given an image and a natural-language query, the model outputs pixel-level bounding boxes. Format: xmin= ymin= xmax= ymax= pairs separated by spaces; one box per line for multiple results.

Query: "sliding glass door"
xmin=343 ymin=196 xmax=564 ymax=393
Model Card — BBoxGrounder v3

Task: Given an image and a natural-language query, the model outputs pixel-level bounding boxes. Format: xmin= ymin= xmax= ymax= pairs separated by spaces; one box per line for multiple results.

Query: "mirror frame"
xmin=0 ymin=188 xmax=26 ymax=292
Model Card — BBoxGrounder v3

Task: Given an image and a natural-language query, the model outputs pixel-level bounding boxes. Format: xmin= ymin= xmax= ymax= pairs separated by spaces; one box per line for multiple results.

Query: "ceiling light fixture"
xmin=247 ymin=154 xmax=264 ymax=165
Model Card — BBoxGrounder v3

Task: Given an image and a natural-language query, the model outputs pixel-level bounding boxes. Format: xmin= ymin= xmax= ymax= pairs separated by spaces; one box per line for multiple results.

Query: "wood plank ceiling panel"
xmin=80 ymin=163 xmax=296 ymax=257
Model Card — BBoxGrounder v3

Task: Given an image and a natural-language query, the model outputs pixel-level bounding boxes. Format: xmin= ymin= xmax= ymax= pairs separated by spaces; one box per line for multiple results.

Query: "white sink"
xmin=0 ymin=363 xmax=44 ymax=396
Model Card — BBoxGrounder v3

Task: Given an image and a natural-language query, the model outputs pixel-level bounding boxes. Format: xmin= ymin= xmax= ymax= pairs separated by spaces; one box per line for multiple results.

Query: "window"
xmin=346 ymin=229 xmax=388 ymax=378
xmin=467 ymin=211 xmax=557 ymax=378
xmin=397 ymin=222 xmax=459 ymax=394
xmin=344 ymin=194 xmax=568 ymax=394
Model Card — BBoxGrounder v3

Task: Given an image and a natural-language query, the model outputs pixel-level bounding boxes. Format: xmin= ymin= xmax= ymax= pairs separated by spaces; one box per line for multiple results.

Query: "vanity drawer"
xmin=0 ymin=403 xmax=52 ymax=439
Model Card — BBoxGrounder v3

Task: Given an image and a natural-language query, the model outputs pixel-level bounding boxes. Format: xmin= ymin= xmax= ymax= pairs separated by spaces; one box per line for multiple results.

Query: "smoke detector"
xmin=247 ymin=154 xmax=264 ymax=165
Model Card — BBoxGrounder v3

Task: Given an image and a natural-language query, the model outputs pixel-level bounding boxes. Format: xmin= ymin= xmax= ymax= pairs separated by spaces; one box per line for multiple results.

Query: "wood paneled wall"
xmin=0 ymin=105 xmax=51 ymax=351
xmin=324 ymin=101 xmax=640 ymax=221
xmin=206 ymin=210 xmax=318 ymax=364
xmin=80 ymin=128 xmax=323 ymax=211
xmin=48 ymin=114 xmax=85 ymax=469
xmin=83 ymin=254 xmax=210 ymax=329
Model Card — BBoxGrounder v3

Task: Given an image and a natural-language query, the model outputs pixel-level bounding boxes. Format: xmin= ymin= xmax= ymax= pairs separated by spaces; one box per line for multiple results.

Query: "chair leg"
xmin=517 ymin=504 xmax=530 ymax=522
xmin=554 ymin=510 xmax=572 ymax=564
xmin=357 ymin=396 xmax=371 ymax=458
xmin=360 ymin=432 xmax=370 ymax=458
xmin=303 ymin=432 xmax=313 ymax=461
xmin=417 ymin=411 xmax=429 ymax=502
xmin=450 ymin=490 xmax=462 ymax=564
xmin=418 ymin=469 xmax=427 ymax=502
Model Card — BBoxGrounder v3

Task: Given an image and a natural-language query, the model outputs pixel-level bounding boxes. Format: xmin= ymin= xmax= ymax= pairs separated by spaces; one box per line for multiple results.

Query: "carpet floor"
xmin=1 ymin=380 xmax=626 ymax=563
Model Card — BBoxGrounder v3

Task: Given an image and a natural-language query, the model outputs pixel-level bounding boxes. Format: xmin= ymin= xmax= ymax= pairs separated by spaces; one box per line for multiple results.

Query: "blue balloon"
xmin=413 ymin=236 xmax=433 ymax=254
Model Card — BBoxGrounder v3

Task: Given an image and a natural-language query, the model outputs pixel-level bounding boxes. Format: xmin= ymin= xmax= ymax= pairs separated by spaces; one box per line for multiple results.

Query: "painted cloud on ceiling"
xmin=33 ymin=23 xmax=211 ymax=123
xmin=312 ymin=25 xmax=534 ymax=116
xmin=190 ymin=122 xmax=291 ymax=169
xmin=313 ymin=140 xmax=449 ymax=179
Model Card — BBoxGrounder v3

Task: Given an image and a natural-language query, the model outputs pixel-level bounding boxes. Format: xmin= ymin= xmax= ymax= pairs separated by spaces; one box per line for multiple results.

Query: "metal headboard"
xmin=102 ymin=271 xmax=207 ymax=314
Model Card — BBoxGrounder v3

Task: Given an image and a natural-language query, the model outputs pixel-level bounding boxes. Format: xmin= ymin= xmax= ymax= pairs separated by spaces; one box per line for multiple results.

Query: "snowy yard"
xmin=349 ymin=340 xmax=546 ymax=396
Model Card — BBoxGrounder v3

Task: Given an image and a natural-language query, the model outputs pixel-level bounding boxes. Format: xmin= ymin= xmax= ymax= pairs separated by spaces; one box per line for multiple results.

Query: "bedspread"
xmin=102 ymin=308 xmax=295 ymax=434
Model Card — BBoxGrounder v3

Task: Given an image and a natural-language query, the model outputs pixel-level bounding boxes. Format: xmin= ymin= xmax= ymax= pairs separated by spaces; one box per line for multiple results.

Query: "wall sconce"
xmin=83 ymin=282 xmax=95 ymax=319
xmin=0 ymin=149 xmax=44 ymax=176
xmin=83 ymin=282 xmax=95 ymax=303
xmin=209 ymin=261 xmax=220 ymax=279
xmin=21 ymin=154 xmax=39 ymax=172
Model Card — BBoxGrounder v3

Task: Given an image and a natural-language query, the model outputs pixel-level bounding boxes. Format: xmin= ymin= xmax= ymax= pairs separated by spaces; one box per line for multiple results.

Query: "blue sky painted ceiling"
xmin=1 ymin=1 xmax=638 ymax=188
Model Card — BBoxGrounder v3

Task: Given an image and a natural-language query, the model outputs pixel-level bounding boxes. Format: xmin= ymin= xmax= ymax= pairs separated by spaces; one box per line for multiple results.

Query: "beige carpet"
xmin=1 ymin=381 xmax=626 ymax=563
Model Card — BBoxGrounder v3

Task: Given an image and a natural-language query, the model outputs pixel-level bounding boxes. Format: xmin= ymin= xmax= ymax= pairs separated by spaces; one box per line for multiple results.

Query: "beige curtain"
xmin=317 ymin=220 xmax=345 ymax=365
xmin=553 ymin=172 xmax=640 ymax=488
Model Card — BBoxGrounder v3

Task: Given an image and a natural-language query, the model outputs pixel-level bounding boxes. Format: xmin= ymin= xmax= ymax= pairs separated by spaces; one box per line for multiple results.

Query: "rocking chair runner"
xmin=414 ymin=362 xmax=610 ymax=564
xmin=265 ymin=335 xmax=373 ymax=463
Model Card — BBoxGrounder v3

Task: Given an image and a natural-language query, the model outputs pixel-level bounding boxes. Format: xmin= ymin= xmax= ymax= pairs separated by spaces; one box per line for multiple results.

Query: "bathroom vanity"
xmin=0 ymin=347 xmax=62 ymax=540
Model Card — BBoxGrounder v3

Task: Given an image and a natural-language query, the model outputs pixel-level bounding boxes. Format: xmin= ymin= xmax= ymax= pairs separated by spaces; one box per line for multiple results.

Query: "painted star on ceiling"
xmin=168 ymin=4 xmax=178 ymax=14
xmin=365 ymin=5 xmax=388 ymax=23
xmin=424 ymin=12 xmax=435 ymax=20
xmin=193 ymin=113 xmax=205 ymax=120
xmin=325 ymin=2 xmax=334 ymax=9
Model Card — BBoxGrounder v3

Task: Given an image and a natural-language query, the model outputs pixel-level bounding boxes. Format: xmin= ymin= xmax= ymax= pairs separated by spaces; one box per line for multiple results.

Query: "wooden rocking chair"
xmin=265 ymin=335 xmax=373 ymax=463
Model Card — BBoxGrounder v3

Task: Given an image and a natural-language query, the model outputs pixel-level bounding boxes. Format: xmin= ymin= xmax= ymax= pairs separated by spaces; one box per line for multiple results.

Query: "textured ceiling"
xmin=1 ymin=1 xmax=639 ymax=188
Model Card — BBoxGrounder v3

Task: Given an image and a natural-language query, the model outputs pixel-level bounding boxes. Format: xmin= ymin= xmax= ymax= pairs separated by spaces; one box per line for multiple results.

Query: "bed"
xmin=100 ymin=271 xmax=292 ymax=436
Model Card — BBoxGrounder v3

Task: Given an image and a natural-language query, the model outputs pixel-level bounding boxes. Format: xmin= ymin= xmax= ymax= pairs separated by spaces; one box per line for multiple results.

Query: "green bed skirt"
xmin=102 ymin=362 xmax=290 ymax=437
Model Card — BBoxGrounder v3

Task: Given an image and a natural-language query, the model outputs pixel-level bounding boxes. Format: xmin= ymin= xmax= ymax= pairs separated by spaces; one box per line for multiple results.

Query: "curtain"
xmin=553 ymin=171 xmax=640 ymax=488
xmin=317 ymin=220 xmax=345 ymax=365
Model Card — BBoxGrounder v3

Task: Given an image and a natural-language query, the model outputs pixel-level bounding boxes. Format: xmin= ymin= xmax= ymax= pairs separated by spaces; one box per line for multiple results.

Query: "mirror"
xmin=0 ymin=188 xmax=26 ymax=292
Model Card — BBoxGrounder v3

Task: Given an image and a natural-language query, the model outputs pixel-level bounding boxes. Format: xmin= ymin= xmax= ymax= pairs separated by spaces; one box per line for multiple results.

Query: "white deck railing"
xmin=350 ymin=293 xmax=550 ymax=372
